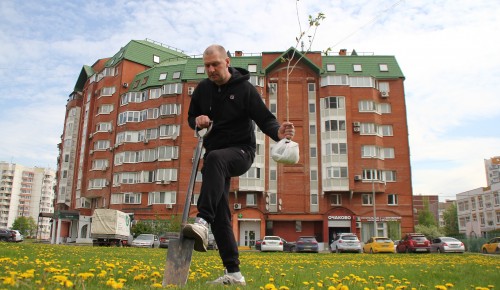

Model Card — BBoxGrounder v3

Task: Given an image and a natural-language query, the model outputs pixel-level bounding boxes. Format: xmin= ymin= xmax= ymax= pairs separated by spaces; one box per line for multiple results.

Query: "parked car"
xmin=10 ymin=230 xmax=24 ymax=242
xmin=431 ymin=237 xmax=465 ymax=253
xmin=294 ymin=236 xmax=319 ymax=253
xmin=208 ymin=233 xmax=218 ymax=250
xmin=131 ymin=234 xmax=160 ymax=248
xmin=363 ymin=237 xmax=395 ymax=253
xmin=281 ymin=238 xmax=296 ymax=252
xmin=330 ymin=233 xmax=362 ymax=253
xmin=396 ymin=233 xmax=431 ymax=253
xmin=261 ymin=236 xmax=284 ymax=252
xmin=255 ymin=239 xmax=262 ymax=251
xmin=0 ymin=228 xmax=15 ymax=241
xmin=481 ymin=237 xmax=500 ymax=254
xmin=159 ymin=232 xmax=180 ymax=249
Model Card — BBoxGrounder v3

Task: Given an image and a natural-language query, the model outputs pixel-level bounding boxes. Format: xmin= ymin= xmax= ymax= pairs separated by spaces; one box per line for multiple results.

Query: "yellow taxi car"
xmin=481 ymin=237 xmax=500 ymax=254
xmin=363 ymin=237 xmax=395 ymax=253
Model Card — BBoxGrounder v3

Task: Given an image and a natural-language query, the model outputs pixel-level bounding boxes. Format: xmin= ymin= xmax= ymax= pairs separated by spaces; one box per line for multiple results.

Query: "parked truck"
xmin=91 ymin=209 xmax=131 ymax=247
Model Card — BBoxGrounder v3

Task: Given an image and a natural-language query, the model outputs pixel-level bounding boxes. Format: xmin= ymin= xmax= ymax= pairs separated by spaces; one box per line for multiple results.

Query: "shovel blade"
xmin=163 ymin=237 xmax=195 ymax=287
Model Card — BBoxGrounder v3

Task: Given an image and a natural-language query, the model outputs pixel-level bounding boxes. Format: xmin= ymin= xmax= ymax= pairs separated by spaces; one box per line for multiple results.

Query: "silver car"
xmin=131 ymin=234 xmax=160 ymax=248
xmin=430 ymin=237 xmax=465 ymax=253
xmin=330 ymin=233 xmax=362 ymax=253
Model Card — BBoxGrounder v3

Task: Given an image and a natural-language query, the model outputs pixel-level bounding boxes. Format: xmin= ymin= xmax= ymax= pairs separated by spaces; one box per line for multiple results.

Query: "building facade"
xmin=484 ymin=156 xmax=500 ymax=186
xmin=457 ymin=183 xmax=500 ymax=237
xmin=0 ymin=162 xmax=56 ymax=239
xmin=55 ymin=39 xmax=414 ymax=247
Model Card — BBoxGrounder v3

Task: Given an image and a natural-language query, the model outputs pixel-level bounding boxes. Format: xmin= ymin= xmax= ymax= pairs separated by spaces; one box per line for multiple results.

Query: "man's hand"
xmin=278 ymin=122 xmax=295 ymax=140
xmin=195 ymin=115 xmax=211 ymax=129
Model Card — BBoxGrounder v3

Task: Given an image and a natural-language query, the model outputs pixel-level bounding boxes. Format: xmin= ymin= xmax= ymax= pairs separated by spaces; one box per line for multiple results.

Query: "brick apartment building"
xmin=54 ymin=39 xmax=414 ymax=246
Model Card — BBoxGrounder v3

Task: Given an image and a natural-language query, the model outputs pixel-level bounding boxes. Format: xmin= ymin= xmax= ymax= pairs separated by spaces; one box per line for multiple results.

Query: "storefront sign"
xmin=328 ymin=215 xmax=352 ymax=220
xmin=359 ymin=216 xmax=401 ymax=222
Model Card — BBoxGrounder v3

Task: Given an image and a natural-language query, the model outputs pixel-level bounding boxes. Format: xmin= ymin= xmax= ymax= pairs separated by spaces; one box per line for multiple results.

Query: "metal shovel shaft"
xmin=163 ymin=125 xmax=210 ymax=287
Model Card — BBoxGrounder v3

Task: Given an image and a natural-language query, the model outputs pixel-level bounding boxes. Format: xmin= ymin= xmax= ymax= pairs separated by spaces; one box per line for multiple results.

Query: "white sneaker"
xmin=182 ymin=218 xmax=208 ymax=252
xmin=207 ymin=271 xmax=246 ymax=286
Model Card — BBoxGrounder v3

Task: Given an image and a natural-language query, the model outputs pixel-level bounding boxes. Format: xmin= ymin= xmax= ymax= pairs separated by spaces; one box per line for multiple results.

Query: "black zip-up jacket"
xmin=188 ymin=67 xmax=281 ymax=155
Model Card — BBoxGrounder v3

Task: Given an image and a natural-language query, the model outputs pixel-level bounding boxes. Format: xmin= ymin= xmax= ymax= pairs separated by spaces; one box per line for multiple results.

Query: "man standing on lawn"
xmin=183 ymin=44 xmax=295 ymax=285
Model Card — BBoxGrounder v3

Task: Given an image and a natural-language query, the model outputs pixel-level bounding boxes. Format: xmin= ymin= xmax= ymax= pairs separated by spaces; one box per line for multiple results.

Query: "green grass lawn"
xmin=0 ymin=241 xmax=498 ymax=289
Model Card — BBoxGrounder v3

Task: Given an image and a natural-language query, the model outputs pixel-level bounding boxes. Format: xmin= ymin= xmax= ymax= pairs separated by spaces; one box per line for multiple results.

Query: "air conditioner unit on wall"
xmin=353 ymin=122 xmax=361 ymax=127
xmin=380 ymin=91 xmax=389 ymax=97
xmin=166 ymin=204 xmax=173 ymax=209
xmin=233 ymin=203 xmax=241 ymax=210
xmin=123 ymin=82 xmax=129 ymax=88
xmin=354 ymin=175 xmax=362 ymax=181
xmin=187 ymin=87 xmax=195 ymax=95
xmin=353 ymin=127 xmax=361 ymax=132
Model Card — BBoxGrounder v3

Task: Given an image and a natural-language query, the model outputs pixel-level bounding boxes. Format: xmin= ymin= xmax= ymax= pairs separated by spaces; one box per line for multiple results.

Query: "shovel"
xmin=163 ymin=125 xmax=211 ymax=287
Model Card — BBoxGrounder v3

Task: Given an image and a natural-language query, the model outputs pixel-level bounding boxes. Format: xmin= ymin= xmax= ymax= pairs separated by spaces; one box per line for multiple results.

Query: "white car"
xmin=11 ymin=230 xmax=24 ymax=242
xmin=131 ymin=234 xmax=160 ymax=248
xmin=260 ymin=236 xmax=284 ymax=252
xmin=330 ymin=233 xmax=362 ymax=253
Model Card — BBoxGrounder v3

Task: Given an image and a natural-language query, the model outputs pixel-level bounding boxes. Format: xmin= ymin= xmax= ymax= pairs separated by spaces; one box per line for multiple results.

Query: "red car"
xmin=396 ymin=233 xmax=431 ymax=253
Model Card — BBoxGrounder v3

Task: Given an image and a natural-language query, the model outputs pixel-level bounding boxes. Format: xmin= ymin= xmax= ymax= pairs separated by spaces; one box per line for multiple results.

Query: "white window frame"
xmin=330 ymin=194 xmax=342 ymax=205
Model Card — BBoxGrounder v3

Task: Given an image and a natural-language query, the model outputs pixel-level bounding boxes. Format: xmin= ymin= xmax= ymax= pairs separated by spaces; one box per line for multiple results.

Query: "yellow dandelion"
xmin=445 ymin=283 xmax=454 ymax=288
xmin=279 ymin=286 xmax=290 ymax=290
xmin=151 ymin=283 xmax=163 ymax=288
xmin=265 ymin=283 xmax=277 ymax=290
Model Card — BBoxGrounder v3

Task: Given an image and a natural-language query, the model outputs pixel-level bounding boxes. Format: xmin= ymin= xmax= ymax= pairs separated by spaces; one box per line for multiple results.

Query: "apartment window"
xmin=308 ymin=83 xmax=316 ymax=92
xmin=324 ymin=96 xmax=345 ymax=109
xmin=326 ymin=63 xmax=336 ymax=72
xmin=379 ymin=125 xmax=393 ymax=136
xmin=247 ymin=64 xmax=257 ymax=73
xmin=379 ymin=64 xmax=389 ymax=72
xmin=331 ymin=194 xmax=342 ymax=205
xmin=156 ymin=168 xmax=178 ymax=182
xmin=141 ymin=108 xmax=159 ymax=120
xmin=100 ymin=87 xmax=116 ymax=96
xmin=150 ymin=88 xmax=162 ymax=99
xmin=311 ymin=193 xmax=318 ymax=205
xmin=349 ymin=76 xmax=375 ymax=88
xmin=361 ymin=145 xmax=379 ymax=158
xmin=363 ymin=169 xmax=382 ymax=181
xmin=362 ymin=194 xmax=373 ymax=205
xmin=359 ymin=100 xmax=376 ymax=112
xmin=92 ymin=159 xmax=108 ymax=170
xmin=309 ymin=124 xmax=316 ymax=134
xmin=172 ymin=71 xmax=181 ymax=79
xmin=478 ymin=196 xmax=484 ymax=208
xmin=379 ymin=82 xmax=390 ymax=93
xmin=360 ymin=123 xmax=376 ymax=134
xmin=309 ymin=103 xmax=315 ymax=113
xmin=325 ymin=119 xmax=346 ymax=132
xmin=158 ymin=146 xmax=179 ymax=160
xmin=162 ymin=83 xmax=183 ymax=95
xmin=295 ymin=220 xmax=302 ymax=232
xmin=153 ymin=55 xmax=160 ymax=63
xmin=494 ymin=192 xmax=500 ymax=206
xmin=382 ymin=148 xmax=395 ymax=159
xmin=310 ymin=170 xmax=318 ymax=181
xmin=270 ymin=169 xmax=277 ymax=181
xmin=160 ymin=103 xmax=181 ymax=116
xmin=94 ymin=140 xmax=110 ymax=150
xmin=159 ymin=124 xmax=180 ymax=138
xmin=325 ymin=143 xmax=347 ymax=155
xmin=196 ymin=66 xmax=205 ymax=74
xmin=496 ymin=211 xmax=500 ymax=224
xmin=159 ymin=73 xmax=167 ymax=80
xmin=326 ymin=166 xmax=348 ymax=178
xmin=383 ymin=170 xmax=397 ymax=182
xmin=353 ymin=64 xmax=362 ymax=72
xmin=96 ymin=122 xmax=112 ymax=132
xmin=320 ymin=75 xmax=348 ymax=86
xmin=97 ymin=104 xmax=113 ymax=115
xmin=246 ymin=193 xmax=257 ymax=206
xmin=148 ymin=191 xmax=176 ymax=205
xmin=242 ymin=167 xmax=261 ymax=179
xmin=123 ymin=192 xmax=141 ymax=204
xmin=379 ymin=103 xmax=392 ymax=114
xmin=310 ymin=147 xmax=317 ymax=158
xmin=388 ymin=194 xmax=398 ymax=205
xmin=270 ymin=103 xmax=277 ymax=114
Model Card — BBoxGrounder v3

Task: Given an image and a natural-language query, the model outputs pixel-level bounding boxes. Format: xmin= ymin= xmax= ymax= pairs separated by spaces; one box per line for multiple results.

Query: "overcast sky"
xmin=1 ymin=0 xmax=499 ymax=201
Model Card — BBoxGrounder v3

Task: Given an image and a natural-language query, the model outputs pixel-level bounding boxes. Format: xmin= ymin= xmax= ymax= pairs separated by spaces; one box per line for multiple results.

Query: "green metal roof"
xmin=321 ymin=55 xmax=405 ymax=79
xmin=264 ymin=47 xmax=322 ymax=74
xmin=73 ymin=65 xmax=94 ymax=92
xmin=104 ymin=39 xmax=188 ymax=68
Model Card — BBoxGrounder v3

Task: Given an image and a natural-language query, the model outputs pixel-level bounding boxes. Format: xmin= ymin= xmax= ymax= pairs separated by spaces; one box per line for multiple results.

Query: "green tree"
xmin=12 ymin=216 xmax=37 ymax=237
xmin=415 ymin=224 xmax=443 ymax=240
xmin=417 ymin=199 xmax=437 ymax=227
xmin=442 ymin=203 xmax=459 ymax=236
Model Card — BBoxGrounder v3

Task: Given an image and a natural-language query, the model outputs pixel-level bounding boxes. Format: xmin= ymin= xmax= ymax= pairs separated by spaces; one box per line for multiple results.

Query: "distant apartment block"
xmin=412 ymin=194 xmax=439 ymax=226
xmin=457 ymin=183 xmax=500 ymax=237
xmin=0 ymin=162 xmax=56 ymax=239
xmin=485 ymin=156 xmax=500 ymax=186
